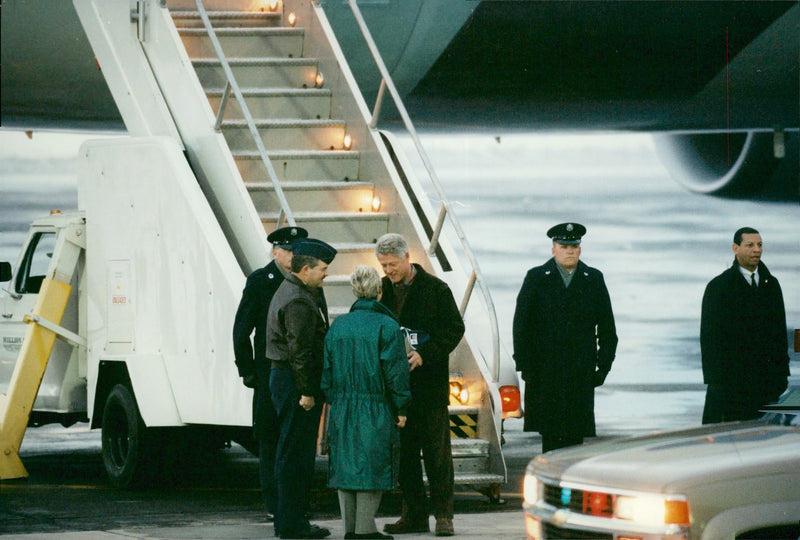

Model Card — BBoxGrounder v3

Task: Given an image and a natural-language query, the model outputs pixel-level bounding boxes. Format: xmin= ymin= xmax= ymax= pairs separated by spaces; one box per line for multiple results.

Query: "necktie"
xmin=750 ymin=273 xmax=757 ymax=289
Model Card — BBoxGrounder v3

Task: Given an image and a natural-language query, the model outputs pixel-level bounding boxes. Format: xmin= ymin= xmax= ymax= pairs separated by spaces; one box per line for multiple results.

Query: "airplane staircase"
xmin=72 ymin=0 xmax=514 ymax=496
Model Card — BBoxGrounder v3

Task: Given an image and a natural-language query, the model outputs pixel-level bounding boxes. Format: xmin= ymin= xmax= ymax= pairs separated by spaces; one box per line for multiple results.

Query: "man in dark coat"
xmin=233 ymin=226 xmax=307 ymax=521
xmin=701 ymin=227 xmax=789 ymax=424
xmin=375 ymin=233 xmax=465 ymax=537
xmin=513 ymin=223 xmax=618 ymax=453
xmin=267 ymin=238 xmax=336 ymax=539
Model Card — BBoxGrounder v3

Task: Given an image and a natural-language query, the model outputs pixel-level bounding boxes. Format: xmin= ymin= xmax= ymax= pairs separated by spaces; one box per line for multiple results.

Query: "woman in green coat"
xmin=322 ymin=265 xmax=411 ymax=540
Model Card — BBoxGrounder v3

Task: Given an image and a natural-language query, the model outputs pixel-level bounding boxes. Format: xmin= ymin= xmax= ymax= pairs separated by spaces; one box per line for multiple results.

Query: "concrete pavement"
xmin=0 ymin=511 xmax=527 ymax=540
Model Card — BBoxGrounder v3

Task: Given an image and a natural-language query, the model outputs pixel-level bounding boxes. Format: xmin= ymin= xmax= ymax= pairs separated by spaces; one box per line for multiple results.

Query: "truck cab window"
xmin=16 ymin=232 xmax=56 ymax=294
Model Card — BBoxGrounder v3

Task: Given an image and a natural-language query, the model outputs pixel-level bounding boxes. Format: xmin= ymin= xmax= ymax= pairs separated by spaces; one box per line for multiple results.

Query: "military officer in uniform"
xmin=512 ymin=223 xmax=618 ymax=452
xmin=233 ymin=226 xmax=308 ymax=522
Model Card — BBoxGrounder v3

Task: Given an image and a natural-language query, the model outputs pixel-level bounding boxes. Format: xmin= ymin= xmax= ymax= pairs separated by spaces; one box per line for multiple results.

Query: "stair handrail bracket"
xmin=192 ymin=0 xmax=295 ymax=229
xmin=344 ymin=0 xmax=502 ymax=382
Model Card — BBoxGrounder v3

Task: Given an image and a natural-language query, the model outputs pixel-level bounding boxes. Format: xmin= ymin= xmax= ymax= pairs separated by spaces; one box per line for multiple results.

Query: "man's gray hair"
xmin=375 ymin=233 xmax=408 ymax=258
xmin=350 ymin=265 xmax=382 ymax=299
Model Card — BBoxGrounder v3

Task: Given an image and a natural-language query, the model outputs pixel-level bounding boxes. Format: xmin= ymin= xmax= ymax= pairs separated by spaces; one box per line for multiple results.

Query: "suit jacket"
xmin=379 ymin=264 xmax=465 ymax=408
xmin=513 ymin=258 xmax=618 ymax=436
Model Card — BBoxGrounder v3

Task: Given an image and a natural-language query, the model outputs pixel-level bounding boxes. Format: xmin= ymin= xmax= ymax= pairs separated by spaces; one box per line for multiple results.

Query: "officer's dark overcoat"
xmin=232 ymin=260 xmax=284 ymax=442
xmin=513 ymin=258 xmax=618 ymax=437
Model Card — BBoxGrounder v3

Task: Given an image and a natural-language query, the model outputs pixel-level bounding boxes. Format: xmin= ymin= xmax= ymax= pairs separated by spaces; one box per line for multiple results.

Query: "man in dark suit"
xmin=701 ymin=226 xmax=789 ymax=423
xmin=375 ymin=233 xmax=464 ymax=537
xmin=513 ymin=223 xmax=618 ymax=453
xmin=232 ymin=226 xmax=307 ymax=522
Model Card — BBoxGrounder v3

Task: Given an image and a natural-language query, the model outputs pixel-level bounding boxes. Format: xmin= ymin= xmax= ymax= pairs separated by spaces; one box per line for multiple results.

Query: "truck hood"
xmin=530 ymin=421 xmax=800 ymax=493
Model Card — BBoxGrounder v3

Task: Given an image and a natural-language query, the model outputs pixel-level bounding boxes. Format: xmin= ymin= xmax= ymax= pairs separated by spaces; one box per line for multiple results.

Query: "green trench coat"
xmin=321 ymin=298 xmax=411 ymax=491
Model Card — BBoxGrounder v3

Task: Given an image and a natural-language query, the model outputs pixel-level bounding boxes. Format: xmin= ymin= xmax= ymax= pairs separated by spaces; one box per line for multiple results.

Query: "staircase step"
xmin=247 ymin=180 xmax=375 ymax=213
xmin=259 ymin=211 xmax=389 ymax=245
xmin=193 ymin=58 xmax=318 ymax=89
xmin=179 ymin=27 xmax=305 ymax=58
xmin=222 ymin=119 xmax=347 ymax=152
xmin=450 ymin=472 xmax=505 ymax=486
xmin=310 ymin=242 xmax=379 ymax=273
xmin=207 ymin=88 xmax=332 ymax=120
xmin=319 ymin=274 xmax=358 ymax=307
xmin=171 ymin=10 xmax=282 ymax=29
xmin=450 ymin=437 xmax=490 ymax=457
xmin=234 ymin=150 xmax=360 ymax=182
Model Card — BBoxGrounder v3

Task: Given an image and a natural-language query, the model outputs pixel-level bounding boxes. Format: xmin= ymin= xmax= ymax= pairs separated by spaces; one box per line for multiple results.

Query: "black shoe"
xmin=279 ymin=525 xmax=331 ymax=539
xmin=355 ymin=533 xmax=393 ymax=539
xmin=384 ymin=517 xmax=429 ymax=535
xmin=344 ymin=534 xmax=357 ymax=540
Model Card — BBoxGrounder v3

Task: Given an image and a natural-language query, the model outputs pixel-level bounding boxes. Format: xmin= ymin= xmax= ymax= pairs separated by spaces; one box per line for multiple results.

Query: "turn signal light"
xmin=499 ymin=385 xmax=520 ymax=413
xmin=664 ymin=499 xmax=691 ymax=526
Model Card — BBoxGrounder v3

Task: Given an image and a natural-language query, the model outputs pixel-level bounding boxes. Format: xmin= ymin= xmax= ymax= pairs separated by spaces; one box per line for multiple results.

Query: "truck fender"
xmin=703 ymin=500 xmax=800 ymax=539
xmin=92 ymin=355 xmax=182 ymax=428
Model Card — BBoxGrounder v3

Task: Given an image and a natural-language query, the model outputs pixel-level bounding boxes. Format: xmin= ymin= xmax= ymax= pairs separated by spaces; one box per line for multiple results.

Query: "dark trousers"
xmin=271 ymin=368 xmax=323 ymax=534
xmin=259 ymin=438 xmax=277 ymax=515
xmin=541 ymin=434 xmax=583 ymax=453
xmin=702 ymin=384 xmax=764 ymax=424
xmin=398 ymin=403 xmax=454 ymax=520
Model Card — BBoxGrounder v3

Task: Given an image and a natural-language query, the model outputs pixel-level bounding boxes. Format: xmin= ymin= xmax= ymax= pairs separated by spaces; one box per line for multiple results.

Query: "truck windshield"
xmin=16 ymin=232 xmax=56 ymax=294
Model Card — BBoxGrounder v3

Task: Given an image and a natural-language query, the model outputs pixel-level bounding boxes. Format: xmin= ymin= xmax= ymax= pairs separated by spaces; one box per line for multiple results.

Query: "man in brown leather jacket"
xmin=266 ymin=238 xmax=336 ymax=540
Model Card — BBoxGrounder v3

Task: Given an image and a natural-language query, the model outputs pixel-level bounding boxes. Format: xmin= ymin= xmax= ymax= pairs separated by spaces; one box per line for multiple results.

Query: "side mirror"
xmin=0 ymin=262 xmax=11 ymax=282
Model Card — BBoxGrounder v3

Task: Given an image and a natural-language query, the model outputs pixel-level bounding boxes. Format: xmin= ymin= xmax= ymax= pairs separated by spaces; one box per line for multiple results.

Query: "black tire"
xmin=101 ymin=384 xmax=154 ymax=488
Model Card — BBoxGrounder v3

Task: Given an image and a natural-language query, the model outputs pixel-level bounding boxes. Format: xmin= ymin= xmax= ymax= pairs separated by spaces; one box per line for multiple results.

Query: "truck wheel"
xmin=101 ymin=384 xmax=153 ymax=488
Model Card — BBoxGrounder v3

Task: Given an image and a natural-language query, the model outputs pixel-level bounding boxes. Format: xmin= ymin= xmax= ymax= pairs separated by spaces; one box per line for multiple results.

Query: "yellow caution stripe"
xmin=449 ymin=413 xmax=477 ymax=438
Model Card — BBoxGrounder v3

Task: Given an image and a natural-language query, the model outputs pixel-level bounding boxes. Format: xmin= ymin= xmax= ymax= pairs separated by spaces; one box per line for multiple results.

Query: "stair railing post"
xmin=348 ymin=0 xmax=501 ymax=381
xmin=370 ymin=79 xmax=387 ymax=129
xmin=214 ymin=82 xmax=232 ymax=132
xmin=459 ymin=271 xmax=477 ymax=318
xmin=429 ymin=205 xmax=447 ymax=257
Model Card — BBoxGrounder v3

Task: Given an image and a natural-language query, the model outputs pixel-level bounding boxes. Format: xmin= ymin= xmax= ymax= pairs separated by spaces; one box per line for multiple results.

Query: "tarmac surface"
xmin=0 ymin=390 xmax=707 ymax=540
xmin=0 ymin=512 xmax=527 ymax=540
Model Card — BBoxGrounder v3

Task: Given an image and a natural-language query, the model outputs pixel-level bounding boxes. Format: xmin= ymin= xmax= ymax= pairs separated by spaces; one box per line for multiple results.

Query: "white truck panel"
xmin=79 ymin=136 xmax=251 ymax=427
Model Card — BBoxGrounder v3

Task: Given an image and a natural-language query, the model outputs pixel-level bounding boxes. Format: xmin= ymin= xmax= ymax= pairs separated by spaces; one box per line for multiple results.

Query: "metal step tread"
xmin=171 ymin=10 xmax=281 ymax=19
xmin=222 ymin=118 xmax=344 ymax=128
xmin=422 ymin=472 xmax=505 ymax=487
xmin=259 ymin=211 xmax=389 ymax=221
xmin=192 ymin=57 xmax=317 ymax=67
xmin=328 ymin=242 xmax=376 ymax=253
xmin=245 ymin=180 xmax=371 ymax=191
xmin=235 ymin=150 xmax=359 ymax=160
xmin=323 ymin=275 xmax=355 ymax=285
xmin=450 ymin=438 xmax=490 ymax=456
xmin=178 ymin=27 xmax=303 ymax=36
xmin=450 ymin=473 xmax=505 ymax=485
xmin=206 ymin=87 xmax=332 ymax=97
xmin=449 ymin=405 xmax=480 ymax=416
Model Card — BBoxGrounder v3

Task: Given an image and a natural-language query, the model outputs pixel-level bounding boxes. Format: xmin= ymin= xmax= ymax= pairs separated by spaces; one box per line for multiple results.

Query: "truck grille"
xmin=543 ymin=483 xmax=613 ymax=518
xmin=543 ymin=523 xmax=613 ymax=540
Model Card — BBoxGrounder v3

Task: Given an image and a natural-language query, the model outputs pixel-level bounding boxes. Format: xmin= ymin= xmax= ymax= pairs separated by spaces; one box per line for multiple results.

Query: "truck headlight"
xmin=615 ymin=494 xmax=690 ymax=527
xmin=523 ymin=474 xmax=541 ymax=505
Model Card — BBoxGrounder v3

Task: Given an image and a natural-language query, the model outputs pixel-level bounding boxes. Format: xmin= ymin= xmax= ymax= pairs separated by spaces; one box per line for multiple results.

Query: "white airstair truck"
xmin=0 ymin=0 xmax=521 ymax=495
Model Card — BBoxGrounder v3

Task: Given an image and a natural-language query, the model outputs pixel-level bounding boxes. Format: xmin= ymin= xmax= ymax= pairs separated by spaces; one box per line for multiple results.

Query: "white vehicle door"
xmin=0 ymin=230 xmax=57 ymax=394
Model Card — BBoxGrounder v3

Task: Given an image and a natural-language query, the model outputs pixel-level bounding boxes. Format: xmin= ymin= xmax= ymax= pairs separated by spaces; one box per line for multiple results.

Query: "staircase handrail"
xmin=345 ymin=0 xmax=502 ymax=382
xmin=193 ymin=0 xmax=295 ymax=228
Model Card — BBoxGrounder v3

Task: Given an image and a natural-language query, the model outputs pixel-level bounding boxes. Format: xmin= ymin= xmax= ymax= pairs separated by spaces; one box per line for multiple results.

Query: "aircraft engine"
xmin=653 ymin=131 xmax=798 ymax=200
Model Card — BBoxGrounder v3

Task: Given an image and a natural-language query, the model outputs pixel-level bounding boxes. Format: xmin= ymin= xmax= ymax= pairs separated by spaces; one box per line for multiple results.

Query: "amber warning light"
xmin=499 ymin=385 xmax=520 ymax=414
